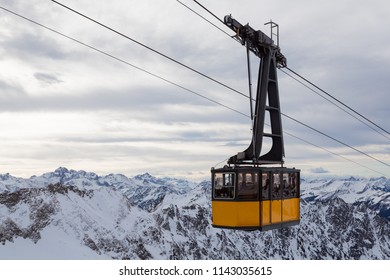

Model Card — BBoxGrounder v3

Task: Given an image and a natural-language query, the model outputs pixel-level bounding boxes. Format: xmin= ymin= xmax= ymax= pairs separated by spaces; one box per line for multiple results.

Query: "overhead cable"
xmin=51 ymin=0 xmax=250 ymax=100
xmin=2 ymin=4 xmax=387 ymax=176
xmin=191 ymin=0 xmax=226 ymax=26
xmin=186 ymin=0 xmax=390 ymax=141
xmin=282 ymin=130 xmax=388 ymax=177
xmin=51 ymin=0 xmax=390 ymax=171
xmin=0 ymin=5 xmax=249 ymax=119
xmin=179 ymin=0 xmax=390 ymax=171
xmin=279 ymin=68 xmax=390 ymax=142
xmin=285 ymin=66 xmax=390 ymax=136
xmin=176 ymin=0 xmax=232 ymax=38
xmin=282 ymin=113 xmax=390 ymax=168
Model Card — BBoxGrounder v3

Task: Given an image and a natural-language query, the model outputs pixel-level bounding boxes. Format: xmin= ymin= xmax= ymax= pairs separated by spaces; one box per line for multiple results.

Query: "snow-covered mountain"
xmin=0 ymin=168 xmax=389 ymax=259
xmin=301 ymin=177 xmax=390 ymax=220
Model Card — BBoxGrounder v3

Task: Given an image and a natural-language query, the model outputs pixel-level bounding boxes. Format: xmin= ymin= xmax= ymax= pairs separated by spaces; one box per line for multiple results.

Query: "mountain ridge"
xmin=0 ymin=168 xmax=389 ymax=259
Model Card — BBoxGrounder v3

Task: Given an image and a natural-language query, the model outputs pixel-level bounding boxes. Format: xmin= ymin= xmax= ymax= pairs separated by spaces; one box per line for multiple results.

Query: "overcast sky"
xmin=0 ymin=0 xmax=389 ymax=180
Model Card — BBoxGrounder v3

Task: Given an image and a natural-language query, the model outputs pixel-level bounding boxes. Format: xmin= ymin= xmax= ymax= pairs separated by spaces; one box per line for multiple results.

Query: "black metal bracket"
xmin=224 ymin=15 xmax=286 ymax=166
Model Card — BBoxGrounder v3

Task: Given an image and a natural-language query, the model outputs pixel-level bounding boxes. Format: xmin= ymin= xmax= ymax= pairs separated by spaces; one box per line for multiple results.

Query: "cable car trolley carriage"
xmin=211 ymin=166 xmax=300 ymax=231
xmin=211 ymin=15 xmax=301 ymax=231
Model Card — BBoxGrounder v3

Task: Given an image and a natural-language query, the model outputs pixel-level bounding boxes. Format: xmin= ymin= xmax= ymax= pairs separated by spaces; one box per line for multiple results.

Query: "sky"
xmin=0 ymin=0 xmax=389 ymax=180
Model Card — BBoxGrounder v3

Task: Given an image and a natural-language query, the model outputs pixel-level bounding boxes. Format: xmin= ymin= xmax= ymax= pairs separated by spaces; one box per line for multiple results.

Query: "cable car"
xmin=211 ymin=15 xmax=300 ymax=231
xmin=211 ymin=166 xmax=300 ymax=230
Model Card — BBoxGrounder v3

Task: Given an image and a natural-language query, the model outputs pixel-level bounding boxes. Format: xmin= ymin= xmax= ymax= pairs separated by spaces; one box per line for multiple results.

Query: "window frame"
xmin=271 ymin=172 xmax=282 ymax=200
xmin=237 ymin=171 xmax=259 ymax=200
xmin=213 ymin=172 xmax=236 ymax=200
xmin=261 ymin=172 xmax=271 ymax=200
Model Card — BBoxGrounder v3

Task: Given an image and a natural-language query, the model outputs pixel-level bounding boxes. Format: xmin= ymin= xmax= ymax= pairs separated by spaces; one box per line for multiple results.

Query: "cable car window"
xmin=280 ymin=172 xmax=299 ymax=198
xmin=290 ymin=172 xmax=299 ymax=198
xmin=282 ymin=173 xmax=290 ymax=198
xmin=213 ymin=173 xmax=235 ymax=199
xmin=262 ymin=172 xmax=270 ymax=200
xmin=238 ymin=172 xmax=259 ymax=199
xmin=272 ymin=172 xmax=281 ymax=199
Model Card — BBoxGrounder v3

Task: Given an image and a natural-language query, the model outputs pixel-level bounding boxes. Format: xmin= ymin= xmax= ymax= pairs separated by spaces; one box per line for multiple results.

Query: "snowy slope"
xmin=0 ymin=183 xmax=152 ymax=259
xmin=0 ymin=168 xmax=389 ymax=260
xmin=301 ymin=177 xmax=390 ymax=220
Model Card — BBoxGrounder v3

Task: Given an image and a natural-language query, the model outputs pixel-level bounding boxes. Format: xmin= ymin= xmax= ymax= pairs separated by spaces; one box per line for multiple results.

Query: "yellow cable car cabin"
xmin=210 ymin=16 xmax=300 ymax=231
xmin=211 ymin=167 xmax=300 ymax=231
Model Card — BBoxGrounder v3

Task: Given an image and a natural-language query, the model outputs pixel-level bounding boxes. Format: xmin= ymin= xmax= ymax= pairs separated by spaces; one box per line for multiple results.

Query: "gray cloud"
xmin=3 ymin=32 xmax=69 ymax=61
xmin=0 ymin=0 xmax=389 ymax=179
xmin=310 ymin=167 xmax=330 ymax=174
xmin=34 ymin=72 xmax=62 ymax=84
xmin=0 ymin=79 xmax=26 ymax=97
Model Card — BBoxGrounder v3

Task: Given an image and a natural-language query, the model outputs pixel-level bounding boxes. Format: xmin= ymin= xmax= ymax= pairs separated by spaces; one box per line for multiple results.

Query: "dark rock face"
xmin=0 ymin=187 xmax=57 ymax=244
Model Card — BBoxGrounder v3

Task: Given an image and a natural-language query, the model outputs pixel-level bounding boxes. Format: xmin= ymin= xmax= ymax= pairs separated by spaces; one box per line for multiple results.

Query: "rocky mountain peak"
xmin=1 ymin=170 xmax=389 ymax=259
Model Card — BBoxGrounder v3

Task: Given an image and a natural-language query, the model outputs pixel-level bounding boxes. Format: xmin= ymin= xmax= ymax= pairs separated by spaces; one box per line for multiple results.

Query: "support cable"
xmin=176 ymin=0 xmax=232 ymax=38
xmin=282 ymin=113 xmax=390 ymax=168
xmin=279 ymin=68 xmax=390 ymax=142
xmin=51 ymin=0 xmax=249 ymax=100
xmin=0 ymin=5 xmax=249 ymax=119
xmin=282 ymin=130 xmax=388 ymax=177
xmin=191 ymin=0 xmax=226 ymax=26
xmin=185 ymin=0 xmax=390 ymax=141
xmin=179 ymin=0 xmax=390 ymax=170
xmin=285 ymin=66 xmax=390 ymax=136
xmin=51 ymin=0 xmax=390 ymax=171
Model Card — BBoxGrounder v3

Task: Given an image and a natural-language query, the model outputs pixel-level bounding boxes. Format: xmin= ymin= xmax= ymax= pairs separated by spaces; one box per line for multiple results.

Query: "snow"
xmin=10 ymin=203 xmax=31 ymax=229
xmin=1 ymin=168 xmax=390 ymax=260
xmin=0 ymin=226 xmax=106 ymax=260
xmin=301 ymin=177 xmax=390 ymax=206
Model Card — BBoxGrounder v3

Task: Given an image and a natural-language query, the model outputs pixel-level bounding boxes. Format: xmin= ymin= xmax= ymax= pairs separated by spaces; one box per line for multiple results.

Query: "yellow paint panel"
xmin=212 ymin=201 xmax=260 ymax=227
xmin=212 ymin=199 xmax=300 ymax=228
xmin=261 ymin=201 xmax=271 ymax=225
xmin=271 ymin=200 xmax=282 ymax=223
xmin=282 ymin=198 xmax=300 ymax=222
xmin=237 ymin=201 xmax=260 ymax=227
xmin=212 ymin=201 xmax=236 ymax=227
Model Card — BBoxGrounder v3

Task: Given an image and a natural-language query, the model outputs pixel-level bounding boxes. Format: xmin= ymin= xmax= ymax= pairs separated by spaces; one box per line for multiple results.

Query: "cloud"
xmin=310 ymin=167 xmax=329 ymax=174
xmin=34 ymin=72 xmax=62 ymax=85
xmin=0 ymin=0 xmax=389 ymax=179
xmin=2 ymin=32 xmax=68 ymax=61
xmin=0 ymin=79 xmax=26 ymax=97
